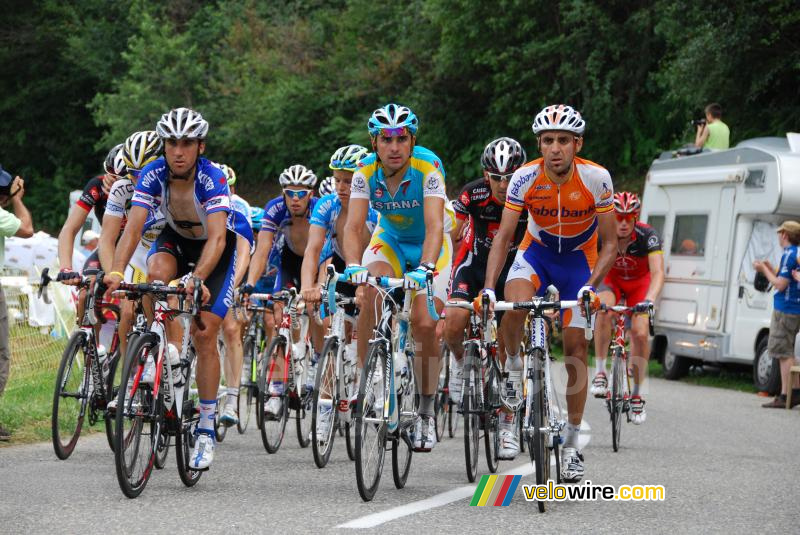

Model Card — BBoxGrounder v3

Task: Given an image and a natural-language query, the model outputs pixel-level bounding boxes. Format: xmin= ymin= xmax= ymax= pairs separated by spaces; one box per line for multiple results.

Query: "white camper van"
xmin=640 ymin=136 xmax=800 ymax=393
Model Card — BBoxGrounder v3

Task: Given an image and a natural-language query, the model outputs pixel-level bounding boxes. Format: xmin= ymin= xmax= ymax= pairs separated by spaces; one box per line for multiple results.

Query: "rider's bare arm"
xmin=587 ymin=210 xmax=617 ymax=288
xmin=57 ymin=204 xmax=89 ymax=270
xmin=421 ymin=196 xmax=444 ymax=266
xmin=232 ymin=234 xmax=251 ymax=287
xmin=645 ymin=252 xmax=665 ymax=302
xmin=343 ymin=197 xmax=369 ymax=266
xmin=193 ymin=211 xmax=228 ymax=281
xmin=98 ymin=215 xmax=122 ymax=272
xmin=111 ymin=205 xmax=148 ymax=275
xmin=246 ymin=229 xmax=274 ymax=288
xmin=301 ymin=225 xmax=327 ymax=291
xmin=484 ymin=207 xmax=520 ymax=290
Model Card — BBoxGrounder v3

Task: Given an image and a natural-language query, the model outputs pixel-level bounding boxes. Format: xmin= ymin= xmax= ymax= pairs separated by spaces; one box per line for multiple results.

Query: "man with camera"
xmin=694 ymin=103 xmax=730 ymax=150
xmin=0 ymin=165 xmax=34 ymax=441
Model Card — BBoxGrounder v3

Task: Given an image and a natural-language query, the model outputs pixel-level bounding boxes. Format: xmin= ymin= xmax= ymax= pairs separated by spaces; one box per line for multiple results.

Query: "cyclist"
xmin=104 ymin=107 xmax=250 ymax=470
xmin=247 ymin=205 xmax=279 ymax=344
xmin=300 ymin=145 xmax=377 ymax=435
xmin=215 ymin=163 xmax=255 ymax=427
xmin=343 ymin=103 xmax=451 ymax=452
xmin=57 ymin=143 xmax=125 ymax=292
xmin=481 ymin=104 xmax=617 ymax=481
xmin=99 ymin=131 xmax=164 ymax=359
xmin=443 ymin=137 xmax=528 ymax=459
xmin=243 ymin=164 xmax=319 ymax=418
xmin=590 ymin=192 xmax=664 ymax=425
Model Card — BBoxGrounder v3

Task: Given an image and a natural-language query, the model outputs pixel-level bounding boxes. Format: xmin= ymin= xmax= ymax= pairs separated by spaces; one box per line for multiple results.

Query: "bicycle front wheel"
xmin=52 ymin=332 xmax=90 ymax=460
xmin=237 ymin=336 xmax=257 ymax=434
xmin=114 ymin=335 xmax=160 ymax=498
xmin=355 ymin=341 xmax=388 ymax=502
xmin=312 ymin=336 xmax=339 ymax=468
xmin=435 ymin=344 xmax=449 ymax=442
xmin=176 ymin=351 xmax=202 ymax=487
xmin=463 ymin=350 xmax=480 ymax=482
xmin=259 ymin=337 xmax=289 ymax=454
xmin=611 ymin=346 xmax=624 ymax=452
xmin=295 ymin=344 xmax=313 ymax=449
xmin=104 ymin=342 xmax=124 ymax=452
xmin=528 ymin=349 xmax=550 ymax=513
xmin=484 ymin=363 xmax=500 ymax=474
xmin=392 ymin=360 xmax=416 ymax=489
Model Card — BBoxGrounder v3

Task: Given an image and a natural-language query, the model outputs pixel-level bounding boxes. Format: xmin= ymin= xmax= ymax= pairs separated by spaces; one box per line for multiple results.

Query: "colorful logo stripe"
xmin=469 ymin=475 xmax=522 ymax=506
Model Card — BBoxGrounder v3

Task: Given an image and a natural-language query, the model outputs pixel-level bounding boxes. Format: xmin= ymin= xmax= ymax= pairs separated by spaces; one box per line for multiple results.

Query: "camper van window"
xmin=671 ymin=214 xmax=707 ymax=256
xmin=647 ymin=215 xmax=666 ymax=240
xmin=744 ymin=169 xmax=765 ymax=189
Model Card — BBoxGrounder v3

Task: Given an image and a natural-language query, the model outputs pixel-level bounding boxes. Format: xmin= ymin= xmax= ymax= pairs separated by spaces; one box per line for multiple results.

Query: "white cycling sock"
xmin=505 ymin=352 xmax=523 ymax=372
xmin=564 ymin=422 xmax=581 ymax=449
xmin=199 ymin=399 xmax=216 ymax=432
xmin=226 ymin=387 xmax=237 ymax=406
xmin=419 ymin=395 xmax=434 ymax=417
xmin=595 ymin=357 xmax=607 ymax=376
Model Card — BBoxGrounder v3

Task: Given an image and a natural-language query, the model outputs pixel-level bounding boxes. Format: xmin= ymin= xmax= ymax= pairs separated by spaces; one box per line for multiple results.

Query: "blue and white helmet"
xmin=329 ymin=144 xmax=369 ymax=171
xmin=156 ymin=107 xmax=209 ymax=140
xmin=368 ymin=104 xmax=419 ymax=136
xmin=318 ymin=176 xmax=335 ymax=196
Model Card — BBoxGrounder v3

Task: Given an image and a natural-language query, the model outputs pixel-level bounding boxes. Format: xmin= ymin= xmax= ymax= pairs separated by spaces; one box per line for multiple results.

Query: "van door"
xmin=659 ymin=186 xmax=735 ymax=332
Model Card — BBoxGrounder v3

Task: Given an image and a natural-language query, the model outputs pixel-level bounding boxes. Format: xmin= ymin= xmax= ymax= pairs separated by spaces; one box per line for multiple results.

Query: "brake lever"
xmin=581 ymin=291 xmax=593 ymax=341
xmin=192 ymin=276 xmax=206 ymax=331
xmin=38 ymin=267 xmax=52 ymax=304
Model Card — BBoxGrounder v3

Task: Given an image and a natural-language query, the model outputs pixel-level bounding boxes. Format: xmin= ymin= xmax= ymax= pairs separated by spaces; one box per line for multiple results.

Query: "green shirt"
xmin=0 ymin=206 xmax=22 ymax=266
xmin=705 ymin=120 xmax=730 ymax=150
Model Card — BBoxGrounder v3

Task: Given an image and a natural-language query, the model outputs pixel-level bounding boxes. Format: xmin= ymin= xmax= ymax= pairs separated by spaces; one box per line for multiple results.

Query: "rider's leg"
xmin=118 ymin=300 xmax=134 ymax=358
xmin=411 ymin=295 xmax=443 ymax=401
xmin=354 ymin=261 xmax=394 ymax=368
xmin=192 ymin=311 xmax=223 ymax=432
xmin=443 ymin=305 xmax=469 ymax=361
xmin=563 ymin=325 xmax=589 ymax=439
xmin=629 ymin=314 xmax=650 ymax=396
xmin=591 ymin=290 xmax=617 ymax=396
xmin=147 ymin=252 xmax=180 ymax=346
xmin=222 ymin=309 xmax=244 ymax=412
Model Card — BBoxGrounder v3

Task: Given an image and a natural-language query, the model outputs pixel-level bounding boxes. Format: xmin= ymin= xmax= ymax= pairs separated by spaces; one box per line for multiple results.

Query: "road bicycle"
xmin=311 ymin=265 xmax=359 ymax=468
xmin=495 ymin=288 xmax=592 ymax=513
xmin=600 ymin=302 xmax=654 ymax=452
xmin=435 ymin=343 xmax=459 ymax=441
xmin=445 ymin=295 xmax=504 ymax=482
xmin=254 ymin=289 xmax=314 ymax=454
xmin=328 ymin=269 xmax=438 ymax=502
xmin=237 ymin=294 xmax=270 ymax=434
xmin=111 ymin=276 xmax=203 ymax=498
xmin=39 ymin=268 xmax=120 ymax=459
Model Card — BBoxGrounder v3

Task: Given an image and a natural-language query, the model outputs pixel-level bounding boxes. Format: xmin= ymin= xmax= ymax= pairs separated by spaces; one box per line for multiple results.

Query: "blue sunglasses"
xmin=284 ymin=189 xmax=311 ymax=200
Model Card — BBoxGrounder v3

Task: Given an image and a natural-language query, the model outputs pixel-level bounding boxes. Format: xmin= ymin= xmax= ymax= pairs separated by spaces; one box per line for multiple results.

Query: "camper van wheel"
xmin=662 ymin=351 xmax=690 ymax=380
xmin=752 ymin=337 xmax=780 ymax=396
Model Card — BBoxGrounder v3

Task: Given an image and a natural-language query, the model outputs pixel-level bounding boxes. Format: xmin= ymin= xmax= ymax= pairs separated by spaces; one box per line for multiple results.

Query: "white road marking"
xmin=336 ymin=421 xmax=591 ymax=529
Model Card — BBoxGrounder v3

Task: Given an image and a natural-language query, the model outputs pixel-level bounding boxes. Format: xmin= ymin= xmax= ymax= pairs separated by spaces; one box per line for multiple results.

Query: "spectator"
xmin=81 ymin=230 xmax=99 ymax=252
xmin=678 ymin=238 xmax=698 ymax=255
xmin=0 ymin=166 xmax=34 ymax=441
xmin=754 ymin=221 xmax=800 ymax=408
xmin=694 ymin=103 xmax=730 ymax=150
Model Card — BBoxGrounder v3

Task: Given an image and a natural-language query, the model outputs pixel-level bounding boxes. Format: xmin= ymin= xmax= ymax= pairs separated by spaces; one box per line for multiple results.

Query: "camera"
xmin=690 ymin=118 xmax=707 ymax=127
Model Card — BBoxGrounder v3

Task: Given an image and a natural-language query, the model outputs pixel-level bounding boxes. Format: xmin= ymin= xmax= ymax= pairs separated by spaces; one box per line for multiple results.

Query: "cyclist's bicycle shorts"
xmin=124 ymin=244 xmax=150 ymax=284
xmin=274 ymin=245 xmax=303 ymax=293
xmin=506 ymin=240 xmax=594 ymax=329
xmin=361 ymin=225 xmax=452 ymax=303
xmin=149 ymin=226 xmax=238 ymax=319
xmin=599 ymin=272 xmax=651 ymax=308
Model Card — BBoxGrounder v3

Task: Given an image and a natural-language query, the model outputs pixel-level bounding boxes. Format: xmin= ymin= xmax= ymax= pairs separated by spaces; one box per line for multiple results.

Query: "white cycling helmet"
xmin=279 ymin=164 xmax=317 ymax=188
xmin=103 ymin=143 xmax=126 ymax=177
xmin=329 ymin=144 xmax=369 ymax=172
xmin=318 ymin=176 xmax=335 ymax=196
xmin=122 ymin=131 xmax=163 ymax=171
xmin=156 ymin=107 xmax=209 ymax=140
xmin=531 ymin=104 xmax=586 ymax=135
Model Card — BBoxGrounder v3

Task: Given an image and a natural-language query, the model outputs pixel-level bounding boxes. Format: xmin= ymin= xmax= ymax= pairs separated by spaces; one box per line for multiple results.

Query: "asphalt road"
xmin=1 ymin=368 xmax=797 ymax=534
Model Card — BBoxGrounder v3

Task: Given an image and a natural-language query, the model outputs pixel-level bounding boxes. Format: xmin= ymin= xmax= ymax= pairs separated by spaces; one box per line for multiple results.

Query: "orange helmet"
xmin=613 ymin=191 xmax=641 ymax=215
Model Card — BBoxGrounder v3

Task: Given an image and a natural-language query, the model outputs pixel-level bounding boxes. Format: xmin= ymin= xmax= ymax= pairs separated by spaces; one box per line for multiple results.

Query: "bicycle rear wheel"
xmin=611 ymin=346 xmax=624 ymax=452
xmin=154 ymin=425 xmax=169 ymax=469
xmin=51 ymin=331 xmax=89 ymax=460
xmin=176 ymin=351 xmax=202 ymax=487
xmin=104 ymin=343 xmax=123 ymax=452
xmin=345 ymin=421 xmax=355 ymax=461
xmin=312 ymin=336 xmax=339 ymax=468
xmin=528 ymin=349 xmax=549 ymax=513
xmin=355 ymin=341 xmax=388 ymax=502
xmin=295 ymin=344 xmax=313 ymax=449
xmin=114 ymin=335 xmax=160 ymax=498
xmin=259 ymin=337 xmax=289 ymax=454
xmin=435 ymin=345 xmax=449 ymax=441
xmin=392 ymin=363 xmax=416 ymax=489
xmin=237 ymin=336 xmax=257 ymax=434
xmin=463 ymin=349 xmax=480 ymax=482
xmin=484 ymin=363 xmax=500 ymax=473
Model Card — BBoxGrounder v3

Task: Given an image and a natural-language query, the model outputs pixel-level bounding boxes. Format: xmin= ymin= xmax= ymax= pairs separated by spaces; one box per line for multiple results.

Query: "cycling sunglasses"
xmin=284 ymin=189 xmax=311 ymax=200
xmin=377 ymin=127 xmax=409 ymax=138
xmin=615 ymin=213 xmax=637 ymax=222
xmin=487 ymin=172 xmax=514 ymax=182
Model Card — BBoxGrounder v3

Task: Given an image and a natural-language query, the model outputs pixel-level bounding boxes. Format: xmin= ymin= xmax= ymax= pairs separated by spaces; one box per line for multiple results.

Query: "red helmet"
xmin=613 ymin=191 xmax=641 ymax=215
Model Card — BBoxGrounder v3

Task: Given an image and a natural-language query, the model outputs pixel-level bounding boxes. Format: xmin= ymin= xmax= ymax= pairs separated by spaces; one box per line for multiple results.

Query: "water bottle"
xmin=98 ymin=345 xmax=109 ymax=380
xmin=167 ymin=343 xmax=183 ymax=388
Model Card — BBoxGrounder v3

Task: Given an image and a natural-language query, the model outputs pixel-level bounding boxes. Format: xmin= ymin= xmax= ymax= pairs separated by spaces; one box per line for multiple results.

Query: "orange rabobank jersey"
xmin=504 ymin=157 xmax=613 ymax=259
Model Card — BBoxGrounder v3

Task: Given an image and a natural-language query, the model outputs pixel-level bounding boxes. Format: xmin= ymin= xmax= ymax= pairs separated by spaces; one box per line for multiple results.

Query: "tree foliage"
xmin=1 ymin=0 xmax=797 ymax=232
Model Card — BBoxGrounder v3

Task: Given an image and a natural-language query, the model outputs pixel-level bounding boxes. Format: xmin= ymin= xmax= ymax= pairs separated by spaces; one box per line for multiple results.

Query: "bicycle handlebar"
xmin=600 ymin=302 xmax=656 ymax=336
